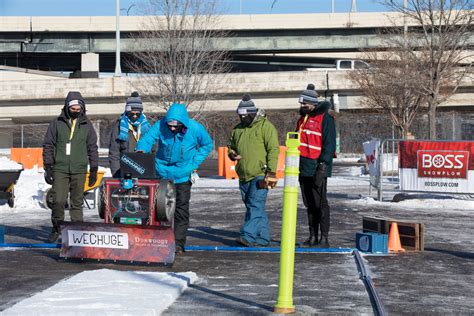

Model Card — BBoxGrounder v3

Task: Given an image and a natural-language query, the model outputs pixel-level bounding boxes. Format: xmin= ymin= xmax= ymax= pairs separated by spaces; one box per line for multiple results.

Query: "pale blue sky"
xmin=0 ymin=0 xmax=390 ymax=16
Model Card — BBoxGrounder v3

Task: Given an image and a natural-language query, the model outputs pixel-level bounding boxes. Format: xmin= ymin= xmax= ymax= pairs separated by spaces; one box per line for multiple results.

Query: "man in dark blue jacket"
xmin=136 ymin=103 xmax=213 ymax=254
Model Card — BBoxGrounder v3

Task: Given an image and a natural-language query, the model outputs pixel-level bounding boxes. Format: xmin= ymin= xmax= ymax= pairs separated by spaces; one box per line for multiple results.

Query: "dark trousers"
xmin=299 ymin=176 xmax=330 ymax=238
xmin=51 ymin=171 xmax=86 ymax=232
xmin=174 ymin=182 xmax=192 ymax=248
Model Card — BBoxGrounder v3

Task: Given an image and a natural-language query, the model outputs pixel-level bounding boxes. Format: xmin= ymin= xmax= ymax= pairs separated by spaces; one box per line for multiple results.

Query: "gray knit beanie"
xmin=125 ymin=91 xmax=143 ymax=112
xmin=299 ymin=84 xmax=318 ymax=105
xmin=237 ymin=94 xmax=258 ymax=115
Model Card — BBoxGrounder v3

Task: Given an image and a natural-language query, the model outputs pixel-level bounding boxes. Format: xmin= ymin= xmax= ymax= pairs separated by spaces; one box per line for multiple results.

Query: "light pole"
xmin=332 ymin=0 xmax=335 ymax=13
xmin=351 ymin=0 xmax=357 ymax=12
xmin=404 ymin=0 xmax=408 ymax=34
xmin=114 ymin=0 xmax=122 ymax=77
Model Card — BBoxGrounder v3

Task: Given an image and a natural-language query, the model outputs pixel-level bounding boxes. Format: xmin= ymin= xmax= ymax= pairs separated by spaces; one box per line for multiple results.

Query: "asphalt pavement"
xmin=0 ymin=161 xmax=473 ymax=315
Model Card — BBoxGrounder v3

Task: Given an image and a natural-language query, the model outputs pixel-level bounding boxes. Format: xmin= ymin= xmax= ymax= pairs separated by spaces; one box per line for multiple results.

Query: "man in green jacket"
xmin=228 ymin=94 xmax=280 ymax=247
xmin=43 ymin=91 xmax=99 ymax=243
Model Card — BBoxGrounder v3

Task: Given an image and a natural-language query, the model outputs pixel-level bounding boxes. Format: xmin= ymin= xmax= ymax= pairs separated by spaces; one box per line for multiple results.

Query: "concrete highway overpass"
xmin=1 ymin=12 xmax=472 ymax=72
xmin=0 ymin=70 xmax=472 ymax=123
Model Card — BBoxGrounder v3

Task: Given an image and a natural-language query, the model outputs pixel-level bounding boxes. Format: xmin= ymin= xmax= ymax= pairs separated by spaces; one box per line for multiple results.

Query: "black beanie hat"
xmin=237 ymin=94 xmax=258 ymax=115
xmin=65 ymin=91 xmax=85 ymax=110
xmin=299 ymin=84 xmax=318 ymax=105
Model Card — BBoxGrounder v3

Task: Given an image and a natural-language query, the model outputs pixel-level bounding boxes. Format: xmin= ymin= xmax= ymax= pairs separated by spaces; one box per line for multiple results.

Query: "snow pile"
xmin=0 ymin=166 xmax=112 ymax=211
xmin=10 ymin=166 xmax=50 ymax=210
xmin=0 ymin=166 xmax=49 ymax=211
xmin=353 ymin=196 xmax=474 ymax=212
xmin=0 ymin=156 xmax=23 ymax=170
xmin=3 ymin=269 xmax=199 ymax=315
xmin=347 ymin=166 xmax=364 ymax=177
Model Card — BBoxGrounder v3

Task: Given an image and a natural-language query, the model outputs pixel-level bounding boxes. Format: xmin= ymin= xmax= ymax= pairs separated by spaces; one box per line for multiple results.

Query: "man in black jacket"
xmin=296 ymin=84 xmax=336 ymax=248
xmin=42 ymin=91 xmax=99 ymax=243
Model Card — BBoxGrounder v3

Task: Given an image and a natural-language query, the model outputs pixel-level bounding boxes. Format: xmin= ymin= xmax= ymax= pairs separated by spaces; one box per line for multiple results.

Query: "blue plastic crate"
xmin=356 ymin=232 xmax=388 ymax=254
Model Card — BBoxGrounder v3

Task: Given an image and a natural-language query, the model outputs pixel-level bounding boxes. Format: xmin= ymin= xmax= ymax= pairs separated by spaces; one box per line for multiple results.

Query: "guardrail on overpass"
xmin=0 ymin=70 xmax=472 ymax=121
xmin=2 ymin=13 xmax=472 ymax=54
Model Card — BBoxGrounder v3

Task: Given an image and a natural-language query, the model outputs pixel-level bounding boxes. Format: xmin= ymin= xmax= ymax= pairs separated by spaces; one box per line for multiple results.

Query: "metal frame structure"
xmin=371 ymin=138 xmax=473 ymax=201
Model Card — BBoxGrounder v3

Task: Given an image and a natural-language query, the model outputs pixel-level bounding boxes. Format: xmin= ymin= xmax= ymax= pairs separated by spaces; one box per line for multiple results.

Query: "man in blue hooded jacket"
xmin=136 ymin=103 xmax=213 ymax=253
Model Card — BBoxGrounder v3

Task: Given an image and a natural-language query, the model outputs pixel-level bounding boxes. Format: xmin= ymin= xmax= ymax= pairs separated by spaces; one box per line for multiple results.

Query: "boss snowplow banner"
xmin=399 ymin=140 xmax=474 ymax=194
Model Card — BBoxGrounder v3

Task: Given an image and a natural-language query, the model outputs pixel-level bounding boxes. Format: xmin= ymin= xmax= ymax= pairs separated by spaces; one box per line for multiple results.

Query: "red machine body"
xmin=60 ymin=177 xmax=176 ymax=264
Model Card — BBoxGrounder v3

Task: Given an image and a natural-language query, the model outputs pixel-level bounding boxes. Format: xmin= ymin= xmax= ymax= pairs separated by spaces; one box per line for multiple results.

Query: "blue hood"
xmin=164 ymin=103 xmax=190 ymax=127
xmin=135 ymin=102 xmax=213 ymax=184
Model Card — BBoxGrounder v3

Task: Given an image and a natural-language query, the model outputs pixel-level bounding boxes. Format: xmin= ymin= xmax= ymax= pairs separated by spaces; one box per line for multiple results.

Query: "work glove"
xmin=264 ymin=171 xmax=278 ymax=189
xmin=228 ymin=150 xmax=240 ymax=161
xmin=88 ymin=167 xmax=98 ymax=187
xmin=257 ymin=171 xmax=278 ymax=189
xmin=314 ymin=163 xmax=327 ymax=188
xmin=190 ymin=171 xmax=200 ymax=184
xmin=44 ymin=165 xmax=54 ymax=185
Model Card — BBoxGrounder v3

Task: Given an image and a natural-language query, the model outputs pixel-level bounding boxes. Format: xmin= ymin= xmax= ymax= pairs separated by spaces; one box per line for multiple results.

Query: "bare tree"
xmin=384 ymin=0 xmax=473 ymax=139
xmin=127 ymin=0 xmax=231 ymax=114
xmin=348 ymin=34 xmax=430 ymax=139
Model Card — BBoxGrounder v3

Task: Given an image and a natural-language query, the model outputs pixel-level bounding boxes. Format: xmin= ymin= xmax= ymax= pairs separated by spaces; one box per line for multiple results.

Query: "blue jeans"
xmin=239 ymin=176 xmax=270 ymax=246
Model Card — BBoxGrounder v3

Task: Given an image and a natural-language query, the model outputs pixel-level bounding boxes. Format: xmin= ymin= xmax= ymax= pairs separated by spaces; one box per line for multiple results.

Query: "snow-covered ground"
xmin=3 ymin=270 xmax=198 ymax=315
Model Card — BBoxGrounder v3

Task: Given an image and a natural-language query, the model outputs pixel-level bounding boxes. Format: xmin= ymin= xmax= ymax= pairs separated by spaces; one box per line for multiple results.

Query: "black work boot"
xmin=175 ymin=245 xmax=185 ymax=254
xmin=47 ymin=230 xmax=61 ymax=243
xmin=318 ymin=235 xmax=330 ymax=248
xmin=302 ymin=227 xmax=318 ymax=247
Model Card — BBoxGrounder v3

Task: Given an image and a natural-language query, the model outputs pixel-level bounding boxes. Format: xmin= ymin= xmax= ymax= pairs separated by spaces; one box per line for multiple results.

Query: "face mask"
xmin=299 ymin=107 xmax=312 ymax=116
xmin=168 ymin=124 xmax=184 ymax=134
xmin=239 ymin=114 xmax=255 ymax=126
xmin=127 ymin=111 xmax=141 ymax=123
xmin=68 ymin=110 xmax=81 ymax=119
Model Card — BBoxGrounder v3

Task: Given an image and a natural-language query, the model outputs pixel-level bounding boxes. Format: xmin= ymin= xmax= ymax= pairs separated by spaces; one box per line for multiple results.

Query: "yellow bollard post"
xmin=274 ymin=132 xmax=300 ymax=314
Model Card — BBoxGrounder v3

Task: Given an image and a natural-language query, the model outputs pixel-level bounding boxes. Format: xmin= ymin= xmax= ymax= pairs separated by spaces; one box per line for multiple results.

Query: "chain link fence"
xmin=0 ymin=124 xmax=49 ymax=149
xmin=0 ymin=110 xmax=473 ymax=152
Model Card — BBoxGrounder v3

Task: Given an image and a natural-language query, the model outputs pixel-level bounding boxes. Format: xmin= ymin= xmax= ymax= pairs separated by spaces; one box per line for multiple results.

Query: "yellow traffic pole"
xmin=274 ymin=132 xmax=301 ymax=314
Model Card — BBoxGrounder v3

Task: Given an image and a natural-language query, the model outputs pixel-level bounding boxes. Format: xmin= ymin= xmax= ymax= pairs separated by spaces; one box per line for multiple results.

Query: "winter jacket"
xmin=228 ymin=109 xmax=280 ymax=182
xmin=296 ymin=100 xmax=336 ymax=177
xmin=136 ymin=103 xmax=213 ymax=184
xmin=108 ymin=119 xmax=157 ymax=177
xmin=43 ymin=109 xmax=99 ymax=174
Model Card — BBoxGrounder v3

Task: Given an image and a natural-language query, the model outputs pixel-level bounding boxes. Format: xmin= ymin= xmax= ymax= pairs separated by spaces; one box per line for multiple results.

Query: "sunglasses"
xmin=167 ymin=123 xmax=184 ymax=129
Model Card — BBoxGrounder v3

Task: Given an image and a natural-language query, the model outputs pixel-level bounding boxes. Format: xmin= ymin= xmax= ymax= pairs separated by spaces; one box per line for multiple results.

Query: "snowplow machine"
xmin=59 ymin=153 xmax=176 ymax=264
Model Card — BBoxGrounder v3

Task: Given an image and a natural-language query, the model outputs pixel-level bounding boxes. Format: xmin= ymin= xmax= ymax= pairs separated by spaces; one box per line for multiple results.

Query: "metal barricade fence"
xmin=376 ymin=139 xmax=474 ymax=201
xmin=369 ymin=139 xmax=400 ymax=201
xmin=371 ymin=138 xmax=474 ymax=201
xmin=0 ymin=124 xmax=49 ymax=149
